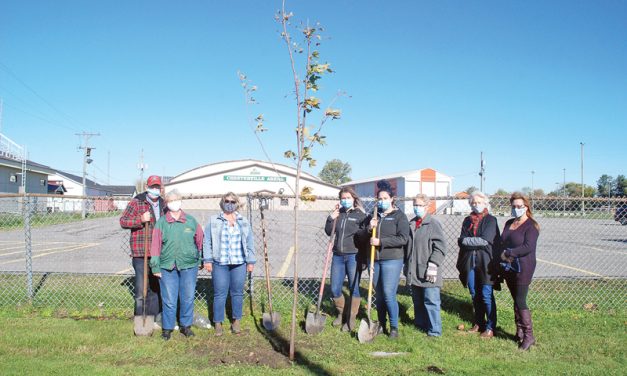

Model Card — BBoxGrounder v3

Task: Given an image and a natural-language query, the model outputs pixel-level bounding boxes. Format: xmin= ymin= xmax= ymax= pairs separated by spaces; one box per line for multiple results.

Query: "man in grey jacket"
xmin=404 ymin=194 xmax=447 ymax=336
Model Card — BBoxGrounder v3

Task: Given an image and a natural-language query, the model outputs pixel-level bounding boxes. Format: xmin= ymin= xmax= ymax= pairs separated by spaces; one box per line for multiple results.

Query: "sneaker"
xmin=231 ymin=319 xmax=241 ymax=334
xmin=389 ymin=327 xmax=399 ymax=339
xmin=161 ymin=329 xmax=172 ymax=341
xmin=480 ymin=329 xmax=494 ymax=338
xmin=180 ymin=326 xmax=195 ymax=337
xmin=214 ymin=322 xmax=223 ymax=337
xmin=468 ymin=324 xmax=481 ymax=333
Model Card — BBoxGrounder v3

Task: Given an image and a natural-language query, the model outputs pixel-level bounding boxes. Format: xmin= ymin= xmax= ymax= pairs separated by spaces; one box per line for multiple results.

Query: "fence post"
xmin=23 ymin=195 xmax=34 ymax=302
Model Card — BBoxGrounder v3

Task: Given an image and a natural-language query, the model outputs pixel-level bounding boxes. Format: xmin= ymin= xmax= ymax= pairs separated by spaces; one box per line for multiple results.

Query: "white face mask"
xmin=167 ymin=200 xmax=182 ymax=212
xmin=511 ymin=207 xmax=526 ymax=218
xmin=472 ymin=204 xmax=485 ymax=214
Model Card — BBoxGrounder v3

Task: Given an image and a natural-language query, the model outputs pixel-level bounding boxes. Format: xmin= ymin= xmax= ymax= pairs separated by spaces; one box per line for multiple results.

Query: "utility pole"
xmin=76 ymin=132 xmax=100 ymax=219
xmin=479 ymin=151 xmax=485 ymax=192
xmin=138 ymin=149 xmax=147 ymax=191
xmin=580 ymin=142 xmax=585 ymax=214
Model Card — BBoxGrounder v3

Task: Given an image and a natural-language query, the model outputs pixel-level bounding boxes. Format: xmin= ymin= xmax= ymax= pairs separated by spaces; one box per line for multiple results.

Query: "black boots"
xmin=161 ymin=329 xmax=172 ymax=340
xmin=180 ymin=326 xmax=195 ymax=337
xmin=514 ymin=307 xmax=524 ymax=344
xmin=518 ymin=309 xmax=535 ymax=350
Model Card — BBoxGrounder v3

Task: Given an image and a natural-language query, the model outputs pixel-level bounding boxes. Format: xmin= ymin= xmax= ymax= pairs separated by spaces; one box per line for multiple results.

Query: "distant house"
xmin=0 ymin=156 xmax=56 ymax=195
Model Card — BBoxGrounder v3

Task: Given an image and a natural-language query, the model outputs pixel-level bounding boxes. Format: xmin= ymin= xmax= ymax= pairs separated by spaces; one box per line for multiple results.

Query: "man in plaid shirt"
xmin=120 ymin=175 xmax=167 ymax=318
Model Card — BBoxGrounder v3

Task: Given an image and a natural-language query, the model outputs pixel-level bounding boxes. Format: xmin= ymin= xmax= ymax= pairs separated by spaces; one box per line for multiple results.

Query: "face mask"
xmin=147 ymin=188 xmax=160 ymax=197
xmin=413 ymin=206 xmax=426 ymax=218
xmin=472 ymin=204 xmax=485 ymax=214
xmin=511 ymin=207 xmax=526 ymax=218
xmin=377 ymin=200 xmax=390 ymax=211
xmin=340 ymin=199 xmax=353 ymax=209
xmin=223 ymin=202 xmax=237 ymax=213
xmin=167 ymin=200 xmax=182 ymax=212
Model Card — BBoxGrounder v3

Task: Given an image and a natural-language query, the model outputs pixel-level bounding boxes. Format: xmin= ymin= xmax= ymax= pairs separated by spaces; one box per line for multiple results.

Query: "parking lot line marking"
xmin=276 ymin=246 xmax=295 ymax=278
xmin=0 ymin=243 xmax=91 ymax=257
xmin=115 ymin=267 xmax=134 ymax=274
xmin=583 ymin=245 xmax=626 ymax=256
xmin=537 ymin=258 xmax=604 ymax=277
xmin=0 ymin=243 xmax=99 ymax=265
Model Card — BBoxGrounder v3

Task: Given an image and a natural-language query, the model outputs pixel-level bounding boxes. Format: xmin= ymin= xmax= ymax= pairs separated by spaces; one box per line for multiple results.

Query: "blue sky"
xmin=1 ymin=0 xmax=625 ymax=194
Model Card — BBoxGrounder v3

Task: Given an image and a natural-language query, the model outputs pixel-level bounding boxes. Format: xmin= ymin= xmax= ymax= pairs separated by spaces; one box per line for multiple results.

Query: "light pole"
xmin=580 ymin=142 xmax=585 ymax=214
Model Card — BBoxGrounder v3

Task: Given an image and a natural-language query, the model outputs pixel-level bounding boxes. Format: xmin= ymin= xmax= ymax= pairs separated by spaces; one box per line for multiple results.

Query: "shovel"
xmin=259 ymin=204 xmax=280 ymax=331
xmin=305 ymin=217 xmax=337 ymax=335
xmin=134 ymin=222 xmax=154 ymax=336
xmin=358 ymin=206 xmax=380 ymax=343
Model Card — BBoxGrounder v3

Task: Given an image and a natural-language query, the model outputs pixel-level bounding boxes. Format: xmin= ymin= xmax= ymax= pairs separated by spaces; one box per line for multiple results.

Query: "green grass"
xmin=0 ymin=283 xmax=625 ymax=375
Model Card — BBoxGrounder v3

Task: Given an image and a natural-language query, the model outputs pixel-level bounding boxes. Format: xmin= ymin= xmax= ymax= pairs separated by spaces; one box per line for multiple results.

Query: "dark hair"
xmin=338 ymin=187 xmax=362 ymax=209
xmin=510 ymin=191 xmax=540 ymax=231
xmin=376 ymin=180 xmax=394 ymax=198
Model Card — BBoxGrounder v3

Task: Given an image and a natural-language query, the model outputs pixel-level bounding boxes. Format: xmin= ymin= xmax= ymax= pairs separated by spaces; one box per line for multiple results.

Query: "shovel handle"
xmin=259 ymin=205 xmax=274 ymax=313
xmin=143 ymin=222 xmax=150 ymax=317
xmin=316 ymin=217 xmax=337 ymax=312
xmin=366 ymin=206 xmax=378 ymax=320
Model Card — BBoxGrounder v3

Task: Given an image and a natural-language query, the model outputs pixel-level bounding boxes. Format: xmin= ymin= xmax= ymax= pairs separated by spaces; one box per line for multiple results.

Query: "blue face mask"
xmin=511 ymin=207 xmax=526 ymax=218
xmin=377 ymin=200 xmax=390 ymax=211
xmin=224 ymin=202 xmax=237 ymax=213
xmin=340 ymin=199 xmax=353 ymax=209
xmin=147 ymin=188 xmax=160 ymax=197
xmin=413 ymin=206 xmax=426 ymax=218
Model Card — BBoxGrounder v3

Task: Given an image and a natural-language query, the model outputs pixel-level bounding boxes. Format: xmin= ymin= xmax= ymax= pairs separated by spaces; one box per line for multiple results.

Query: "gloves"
xmin=425 ymin=262 xmax=438 ymax=283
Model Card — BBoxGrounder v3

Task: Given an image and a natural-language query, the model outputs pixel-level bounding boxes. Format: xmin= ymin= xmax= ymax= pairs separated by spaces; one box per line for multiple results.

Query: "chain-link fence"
xmin=1 ymin=193 xmax=625 ymax=315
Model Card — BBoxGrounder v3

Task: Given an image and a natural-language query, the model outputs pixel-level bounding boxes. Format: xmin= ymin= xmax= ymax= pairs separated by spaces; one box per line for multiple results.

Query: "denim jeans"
xmin=467 ymin=267 xmax=497 ymax=331
xmin=159 ymin=266 xmax=198 ymax=330
xmin=132 ymin=257 xmax=161 ymax=316
xmin=412 ymin=285 xmax=442 ymax=336
xmin=212 ymin=263 xmax=246 ymax=323
xmin=372 ymin=258 xmax=403 ymax=329
xmin=330 ymin=254 xmax=362 ymax=298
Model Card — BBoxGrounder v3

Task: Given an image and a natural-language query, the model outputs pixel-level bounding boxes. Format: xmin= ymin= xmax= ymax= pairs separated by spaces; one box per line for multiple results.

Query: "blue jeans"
xmin=159 ymin=266 xmax=198 ymax=330
xmin=132 ymin=257 xmax=161 ymax=316
xmin=412 ymin=285 xmax=442 ymax=336
xmin=372 ymin=258 xmax=403 ymax=329
xmin=467 ymin=267 xmax=497 ymax=331
xmin=212 ymin=263 xmax=246 ymax=323
xmin=331 ymin=254 xmax=362 ymax=298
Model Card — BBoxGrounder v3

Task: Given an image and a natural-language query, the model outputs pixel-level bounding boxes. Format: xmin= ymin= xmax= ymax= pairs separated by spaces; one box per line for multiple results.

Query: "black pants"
xmin=132 ymin=257 xmax=161 ymax=315
xmin=506 ymin=279 xmax=529 ymax=310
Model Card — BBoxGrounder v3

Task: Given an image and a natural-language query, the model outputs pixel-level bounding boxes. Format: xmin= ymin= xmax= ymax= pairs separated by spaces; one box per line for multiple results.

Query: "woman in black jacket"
xmin=456 ymin=191 xmax=501 ymax=338
xmin=363 ymin=180 xmax=410 ymax=339
xmin=324 ymin=187 xmax=368 ymax=331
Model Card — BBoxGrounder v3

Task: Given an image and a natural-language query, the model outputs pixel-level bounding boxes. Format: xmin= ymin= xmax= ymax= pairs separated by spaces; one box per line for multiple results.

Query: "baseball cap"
xmin=146 ymin=175 xmax=162 ymax=187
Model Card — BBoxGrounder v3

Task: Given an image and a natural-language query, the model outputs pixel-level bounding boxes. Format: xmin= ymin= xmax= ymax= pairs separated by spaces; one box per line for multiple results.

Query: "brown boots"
xmin=518 ymin=309 xmax=536 ymax=350
xmin=342 ymin=297 xmax=361 ymax=332
xmin=332 ymin=296 xmax=345 ymax=327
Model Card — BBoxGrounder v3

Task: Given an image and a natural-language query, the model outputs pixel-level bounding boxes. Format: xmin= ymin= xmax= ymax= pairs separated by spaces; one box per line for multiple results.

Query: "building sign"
xmin=223 ymin=175 xmax=286 ymax=182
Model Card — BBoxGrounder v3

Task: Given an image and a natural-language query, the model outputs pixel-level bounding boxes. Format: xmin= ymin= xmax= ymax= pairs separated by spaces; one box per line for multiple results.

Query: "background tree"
xmin=318 ymin=159 xmax=351 ymax=185
xmin=465 ymin=186 xmax=478 ymax=195
xmin=494 ymin=188 xmax=509 ymax=196
xmin=596 ymin=174 xmax=615 ymax=197
xmin=614 ymin=175 xmax=626 ymax=196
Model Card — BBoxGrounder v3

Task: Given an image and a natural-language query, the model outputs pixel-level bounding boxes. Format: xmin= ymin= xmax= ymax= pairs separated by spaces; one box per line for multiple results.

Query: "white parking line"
xmin=276 ymin=246 xmax=295 ymax=278
xmin=115 ymin=267 xmax=134 ymax=274
xmin=0 ymin=243 xmax=99 ymax=265
xmin=537 ymin=258 xmax=604 ymax=277
xmin=583 ymin=245 xmax=627 ymax=256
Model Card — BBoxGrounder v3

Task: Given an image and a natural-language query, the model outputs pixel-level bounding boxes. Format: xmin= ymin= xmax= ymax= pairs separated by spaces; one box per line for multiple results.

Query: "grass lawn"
xmin=0 ymin=284 xmax=624 ymax=376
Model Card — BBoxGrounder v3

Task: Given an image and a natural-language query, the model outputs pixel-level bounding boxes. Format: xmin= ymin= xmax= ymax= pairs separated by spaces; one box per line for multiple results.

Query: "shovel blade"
xmin=305 ymin=312 xmax=327 ymax=335
xmin=357 ymin=318 xmax=379 ymax=343
xmin=133 ymin=315 xmax=155 ymax=336
xmin=262 ymin=312 xmax=281 ymax=331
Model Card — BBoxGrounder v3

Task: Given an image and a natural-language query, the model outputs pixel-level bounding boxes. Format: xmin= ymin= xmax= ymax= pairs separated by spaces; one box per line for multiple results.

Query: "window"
xmin=41 ymin=179 xmax=47 ymax=186
xmin=9 ymin=175 xmax=16 ymax=183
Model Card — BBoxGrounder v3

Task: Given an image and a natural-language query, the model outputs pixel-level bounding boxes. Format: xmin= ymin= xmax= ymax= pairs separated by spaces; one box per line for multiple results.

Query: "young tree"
xmin=318 ymin=159 xmax=351 ymax=185
xmin=494 ymin=188 xmax=509 ymax=196
xmin=596 ymin=174 xmax=615 ymax=197
xmin=615 ymin=175 xmax=626 ymax=197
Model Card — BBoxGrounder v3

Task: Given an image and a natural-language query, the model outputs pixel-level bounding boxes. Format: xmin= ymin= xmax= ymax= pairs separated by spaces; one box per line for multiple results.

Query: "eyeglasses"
xmin=224 ymin=200 xmax=237 ymax=204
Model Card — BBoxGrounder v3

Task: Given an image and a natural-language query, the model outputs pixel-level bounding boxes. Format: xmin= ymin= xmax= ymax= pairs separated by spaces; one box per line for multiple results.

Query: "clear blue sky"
xmin=1 ymin=0 xmax=626 ymax=194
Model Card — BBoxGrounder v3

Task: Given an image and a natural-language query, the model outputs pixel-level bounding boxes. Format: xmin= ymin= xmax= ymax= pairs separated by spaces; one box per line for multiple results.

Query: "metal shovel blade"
xmin=133 ymin=315 xmax=155 ymax=336
xmin=357 ymin=318 xmax=379 ymax=343
xmin=262 ymin=312 xmax=281 ymax=331
xmin=305 ymin=311 xmax=327 ymax=335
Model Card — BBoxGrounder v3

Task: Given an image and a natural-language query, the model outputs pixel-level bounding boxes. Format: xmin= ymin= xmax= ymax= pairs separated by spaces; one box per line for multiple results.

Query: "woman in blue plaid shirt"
xmin=203 ymin=192 xmax=256 ymax=336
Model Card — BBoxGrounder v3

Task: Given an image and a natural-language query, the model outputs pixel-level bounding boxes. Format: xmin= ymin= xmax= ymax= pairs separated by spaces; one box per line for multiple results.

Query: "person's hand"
xmin=370 ymin=237 xmax=380 ymax=246
xmin=153 ymin=272 xmax=161 ymax=278
xmin=501 ymin=251 xmax=514 ymax=263
xmin=426 ymin=262 xmax=438 ymax=283
xmin=204 ymin=263 xmax=213 ymax=273
xmin=141 ymin=211 xmax=151 ymax=223
xmin=330 ymin=204 xmax=340 ymax=220
xmin=247 ymin=264 xmax=254 ymax=273
xmin=369 ymin=218 xmax=378 ymax=230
